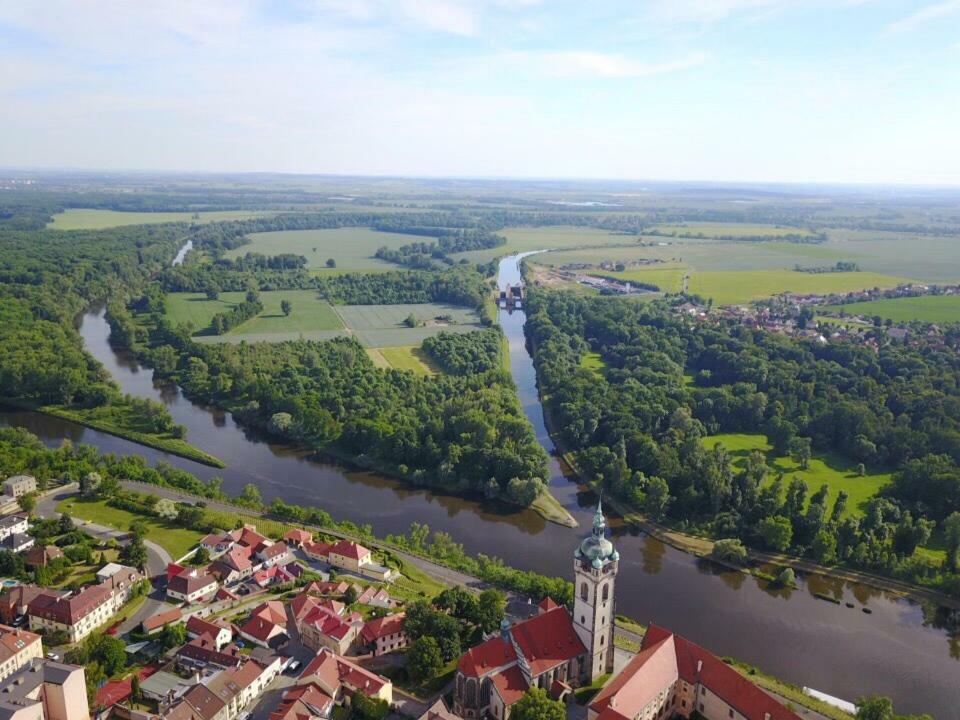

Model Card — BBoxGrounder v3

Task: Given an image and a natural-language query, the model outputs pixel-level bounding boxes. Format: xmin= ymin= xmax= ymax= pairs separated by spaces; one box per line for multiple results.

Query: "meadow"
xmin=227 ymin=227 xmax=426 ymax=271
xmin=48 ymin=208 xmax=271 ymax=230
xmin=452 ymin=225 xmax=636 ymax=263
xmin=166 ymin=290 xmax=342 ymax=336
xmin=606 ymin=267 xmax=909 ymax=305
xmin=365 ymin=346 xmax=439 ymax=375
xmin=334 ymin=303 xmax=483 ymax=347
xmin=701 ymin=433 xmax=891 ymax=516
xmin=820 ymin=295 xmax=960 ymax=323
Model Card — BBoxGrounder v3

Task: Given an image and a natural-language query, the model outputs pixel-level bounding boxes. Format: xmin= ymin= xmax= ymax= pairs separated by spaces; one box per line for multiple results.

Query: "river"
xmin=1 ymin=251 xmax=957 ymax=717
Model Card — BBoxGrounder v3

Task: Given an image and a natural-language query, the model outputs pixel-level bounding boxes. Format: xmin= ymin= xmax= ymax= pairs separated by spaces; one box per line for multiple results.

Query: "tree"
xmin=268 ymin=412 xmax=294 ymax=437
xmin=788 ymin=436 xmax=812 ymax=470
xmin=18 ymin=491 xmax=36 ymax=514
xmin=130 ymin=674 xmax=142 ymax=704
xmin=510 ymin=687 xmax=566 ymax=720
xmin=944 ymin=512 xmax=960 ymax=571
xmin=281 ymin=299 xmax=292 ymax=316
xmin=344 ymin=585 xmax=359 ymax=605
xmin=155 ymin=498 xmax=178 ymax=519
xmin=352 ymin=693 xmax=389 ymax=720
xmin=159 ymin=622 xmax=186 ymax=651
xmin=642 ymin=476 xmax=671 ymax=520
xmin=404 ymin=313 xmax=418 ymax=328
xmin=326 ymin=258 xmax=337 ymax=268
xmin=759 ymin=515 xmax=793 ymax=552
xmin=812 ymin=530 xmax=837 ymax=564
xmin=773 ymin=567 xmax=795 ymax=587
xmin=121 ymin=536 xmax=148 ymax=569
xmin=58 ymin=513 xmax=75 ymax=534
xmin=407 ymin=636 xmax=443 ymax=682
xmin=80 ymin=472 xmax=102 ymax=497
xmin=471 ymin=588 xmax=506 ymax=634
xmin=205 ymin=285 xmax=220 ymax=301
xmin=239 ymin=483 xmax=263 ymax=508
xmin=711 ymin=538 xmax=748 ymax=566
xmin=854 ymin=696 xmax=932 ymax=720
xmin=129 ymin=519 xmax=148 ymax=539
xmin=191 ymin=546 xmax=211 ymax=566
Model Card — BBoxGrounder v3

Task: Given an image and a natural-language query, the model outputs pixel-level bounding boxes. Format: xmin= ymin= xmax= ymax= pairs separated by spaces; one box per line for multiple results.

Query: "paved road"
xmin=35 ymin=483 xmax=173 ymax=636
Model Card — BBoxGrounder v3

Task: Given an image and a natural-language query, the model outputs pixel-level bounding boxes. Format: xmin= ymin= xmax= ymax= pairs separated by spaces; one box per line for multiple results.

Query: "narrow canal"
xmin=0 ymin=250 xmax=956 ymax=717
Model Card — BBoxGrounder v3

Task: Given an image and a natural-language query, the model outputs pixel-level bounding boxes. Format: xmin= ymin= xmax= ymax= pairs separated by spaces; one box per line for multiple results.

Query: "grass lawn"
xmin=580 ymin=351 xmax=606 ymax=374
xmin=607 ymin=268 xmax=909 ymax=305
xmin=375 ymin=346 xmax=438 ymax=375
xmin=227 ymin=227 xmax=425 ymax=271
xmin=48 ymin=209 xmax=271 ymax=230
xmin=334 ymin=303 xmax=483 ymax=348
xmin=453 ymin=226 xmax=635 ymax=263
xmin=165 ymin=290 xmax=344 ymax=338
xmin=650 ymin=222 xmax=815 ymax=238
xmin=56 ymin=497 xmax=203 ymax=560
xmin=701 ymin=433 xmax=891 ymax=516
xmin=822 ymin=295 xmax=960 ymax=323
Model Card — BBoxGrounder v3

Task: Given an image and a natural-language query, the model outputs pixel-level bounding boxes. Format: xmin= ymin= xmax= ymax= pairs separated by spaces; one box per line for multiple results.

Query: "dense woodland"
xmin=525 ymin=289 xmax=960 ymax=595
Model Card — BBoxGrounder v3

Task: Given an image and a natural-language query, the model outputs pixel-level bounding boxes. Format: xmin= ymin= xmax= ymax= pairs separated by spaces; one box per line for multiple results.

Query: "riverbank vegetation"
xmin=526 ymin=288 xmax=960 ymax=597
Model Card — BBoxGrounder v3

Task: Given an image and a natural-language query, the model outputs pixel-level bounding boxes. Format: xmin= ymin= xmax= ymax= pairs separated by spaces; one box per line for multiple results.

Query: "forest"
xmin=525 ymin=289 xmax=960 ymax=595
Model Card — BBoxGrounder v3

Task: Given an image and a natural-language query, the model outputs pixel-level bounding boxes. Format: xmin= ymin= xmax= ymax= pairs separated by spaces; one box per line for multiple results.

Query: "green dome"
xmin=575 ymin=499 xmax=617 ymax=565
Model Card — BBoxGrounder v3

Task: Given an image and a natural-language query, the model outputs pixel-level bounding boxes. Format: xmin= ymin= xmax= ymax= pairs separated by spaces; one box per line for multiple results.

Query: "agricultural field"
xmin=366 ymin=346 xmax=438 ymax=375
xmin=819 ymin=230 xmax=960 ymax=284
xmin=48 ymin=208 xmax=272 ymax=230
xmin=334 ymin=303 xmax=482 ymax=347
xmin=227 ymin=227 xmax=425 ymax=271
xmin=819 ymin=294 xmax=960 ymax=323
xmin=606 ymin=267 xmax=908 ymax=305
xmin=166 ymin=290 xmax=343 ymax=339
xmin=649 ymin=222 xmax=816 ymax=238
xmin=701 ymin=433 xmax=891 ymax=516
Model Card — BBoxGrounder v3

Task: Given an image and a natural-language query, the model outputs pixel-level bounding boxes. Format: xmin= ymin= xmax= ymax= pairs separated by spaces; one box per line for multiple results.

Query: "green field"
xmin=651 ymin=222 xmax=815 ymax=238
xmin=701 ymin=433 xmax=891 ymax=516
xmin=580 ymin=351 xmax=606 ymax=374
xmin=606 ymin=267 xmax=908 ymax=305
xmin=48 ymin=208 xmax=272 ymax=230
xmin=57 ymin=497 xmax=203 ymax=560
xmin=227 ymin=227 xmax=425 ymax=271
xmin=335 ymin=303 xmax=483 ymax=347
xmin=166 ymin=290 xmax=343 ymax=338
xmin=821 ymin=295 xmax=960 ymax=323
xmin=367 ymin=346 xmax=438 ymax=375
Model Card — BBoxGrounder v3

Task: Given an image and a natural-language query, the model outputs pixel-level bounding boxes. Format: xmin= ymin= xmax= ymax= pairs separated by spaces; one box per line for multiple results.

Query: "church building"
xmin=453 ymin=502 xmax=618 ymax=720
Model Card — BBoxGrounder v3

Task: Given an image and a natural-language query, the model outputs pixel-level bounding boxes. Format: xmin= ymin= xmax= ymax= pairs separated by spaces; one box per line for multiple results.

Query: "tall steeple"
xmin=572 ymin=497 xmax=618 ymax=681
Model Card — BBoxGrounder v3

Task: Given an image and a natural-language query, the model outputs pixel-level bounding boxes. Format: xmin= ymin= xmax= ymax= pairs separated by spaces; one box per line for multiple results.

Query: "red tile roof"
xmin=491 ymin=665 xmax=527 ymax=706
xmin=592 ymin=625 xmax=802 ymax=720
xmin=168 ymin=569 xmax=217 ymax=596
xmin=508 ymin=605 xmax=585 ymax=676
xmin=361 ymin=613 xmax=405 ymax=644
xmin=284 ymin=529 xmax=313 ymax=545
xmin=538 ymin=598 xmax=560 ymax=612
xmin=142 ymin=607 xmax=183 ymax=632
xmin=458 ymin=636 xmax=516 ymax=677
xmin=270 ymin=683 xmax=334 ymax=720
xmin=302 ymin=607 xmax=353 ymax=641
xmin=328 ymin=540 xmax=369 ymax=561
xmin=27 ymin=584 xmax=115 ymax=625
xmin=186 ymin=615 xmax=230 ymax=639
xmin=301 ymin=649 xmax=389 ymax=697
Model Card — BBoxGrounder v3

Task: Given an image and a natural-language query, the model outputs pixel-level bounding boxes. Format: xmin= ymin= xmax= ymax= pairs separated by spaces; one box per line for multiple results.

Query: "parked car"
xmin=285 ymin=660 xmax=300 ymax=674
xmin=46 ymin=652 xmax=59 ymax=661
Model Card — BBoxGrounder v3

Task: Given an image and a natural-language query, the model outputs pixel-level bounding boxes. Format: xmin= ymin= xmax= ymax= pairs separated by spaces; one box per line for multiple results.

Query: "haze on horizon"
xmin=1 ymin=0 xmax=958 ymax=186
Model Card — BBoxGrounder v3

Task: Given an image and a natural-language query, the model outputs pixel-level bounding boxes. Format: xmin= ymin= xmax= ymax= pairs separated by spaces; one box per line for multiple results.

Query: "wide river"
xmin=1 ymin=252 xmax=957 ymax=717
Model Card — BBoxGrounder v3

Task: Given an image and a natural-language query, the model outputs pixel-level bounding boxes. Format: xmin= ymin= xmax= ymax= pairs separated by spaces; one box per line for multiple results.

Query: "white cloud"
xmin=885 ymin=0 xmax=960 ymax=33
xmin=522 ymin=51 xmax=707 ymax=78
xmin=395 ymin=0 xmax=479 ymax=35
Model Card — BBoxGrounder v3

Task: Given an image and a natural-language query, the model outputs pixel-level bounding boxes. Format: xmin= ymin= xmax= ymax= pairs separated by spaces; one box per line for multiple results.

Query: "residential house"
xmin=283 ymin=529 xmax=313 ymax=548
xmin=0 ymin=585 xmax=56 ymax=624
xmin=168 ymin=569 xmax=219 ymax=604
xmin=298 ymin=649 xmax=392 ymax=705
xmin=231 ymin=526 xmax=268 ymax=550
xmin=4 ymin=533 xmax=34 ymax=554
xmin=0 ymin=659 xmax=88 ymax=720
xmin=360 ymin=614 xmax=406 ymax=657
xmin=325 ymin=541 xmax=370 ymax=574
xmin=176 ymin=635 xmax=244 ymax=673
xmin=2 ymin=476 xmax=36 ymax=499
xmin=209 ymin=546 xmax=255 ymax=585
xmin=199 ymin=533 xmax=235 ymax=559
xmin=25 ymin=545 xmax=63 ymax=570
xmin=0 ymin=514 xmax=28 ymax=543
xmin=588 ymin=624 xmax=801 ymax=720
xmin=270 ymin=683 xmax=334 ymax=720
xmin=142 ymin=607 xmax=184 ymax=635
xmin=302 ymin=541 xmax=331 ymax=563
xmin=27 ymin=584 xmax=126 ymax=643
xmin=203 ymin=657 xmax=282 ymax=720
xmin=238 ymin=601 xmax=287 ymax=649
xmin=297 ymin=605 xmax=357 ymax=656
xmin=417 ymin=698 xmax=461 ymax=720
xmin=255 ymin=541 xmax=293 ymax=569
xmin=0 ymin=625 xmax=42 ymax=681
xmin=186 ymin=616 xmax=233 ymax=650
xmin=96 ymin=564 xmax=143 ymax=603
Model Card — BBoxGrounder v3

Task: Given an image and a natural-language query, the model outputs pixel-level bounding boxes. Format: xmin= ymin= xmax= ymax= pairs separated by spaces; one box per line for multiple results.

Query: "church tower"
xmin=573 ymin=499 xmax=618 ymax=682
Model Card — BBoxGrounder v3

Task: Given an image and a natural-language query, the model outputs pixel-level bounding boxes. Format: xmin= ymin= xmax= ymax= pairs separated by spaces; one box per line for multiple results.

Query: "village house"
xmin=25 ymin=545 xmax=63 ymax=569
xmin=270 ymin=682 xmax=335 ymax=720
xmin=0 ymin=513 xmax=28 ymax=543
xmin=176 ymin=635 xmax=244 ymax=673
xmin=255 ymin=541 xmax=293 ymax=569
xmin=298 ymin=648 xmax=393 ymax=705
xmin=199 ymin=533 xmax=236 ymax=558
xmin=0 ymin=585 xmax=56 ymax=624
xmin=3 ymin=533 xmax=34 ymax=554
xmin=238 ymin=601 xmax=288 ymax=649
xmin=95 ymin=563 xmax=144 ymax=603
xmin=360 ymin=613 xmax=407 ymax=656
xmin=142 ymin=607 xmax=184 ymax=635
xmin=27 ymin=583 xmax=125 ymax=643
xmin=168 ymin=568 xmax=219 ymax=604
xmin=283 ymin=529 xmax=313 ymax=548
xmin=0 ymin=658 xmax=89 ymax=720
xmin=186 ymin=615 xmax=234 ymax=650
xmin=0 ymin=624 xmax=42 ymax=681
xmin=588 ymin=624 xmax=801 ymax=720
xmin=163 ymin=656 xmax=283 ymax=720
xmin=2 ymin=476 xmax=36 ymax=499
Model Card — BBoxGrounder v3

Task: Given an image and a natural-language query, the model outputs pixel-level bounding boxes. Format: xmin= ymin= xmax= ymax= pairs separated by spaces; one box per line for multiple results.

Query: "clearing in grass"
xmin=56 ymin=497 xmax=203 ymax=560
xmin=227 ymin=227 xmax=427 ymax=271
xmin=48 ymin=208 xmax=271 ymax=230
xmin=334 ymin=303 xmax=483 ymax=348
xmin=165 ymin=290 xmax=343 ymax=337
xmin=822 ymin=295 xmax=960 ymax=323
xmin=700 ymin=433 xmax=891 ymax=516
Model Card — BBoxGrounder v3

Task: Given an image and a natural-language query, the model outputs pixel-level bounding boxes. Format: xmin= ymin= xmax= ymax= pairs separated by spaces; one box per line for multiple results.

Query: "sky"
xmin=0 ymin=0 xmax=958 ymax=184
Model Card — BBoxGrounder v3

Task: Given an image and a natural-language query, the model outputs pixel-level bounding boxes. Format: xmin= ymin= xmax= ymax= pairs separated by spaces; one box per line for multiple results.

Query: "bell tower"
xmin=573 ymin=499 xmax=618 ymax=682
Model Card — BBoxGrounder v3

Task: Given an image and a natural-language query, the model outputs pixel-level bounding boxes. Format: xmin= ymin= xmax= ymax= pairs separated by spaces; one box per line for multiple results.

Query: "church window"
xmin=602 ymin=583 xmax=609 ymax=601
xmin=600 ymin=635 xmax=605 ymax=646
xmin=580 ymin=582 xmax=588 ymax=601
